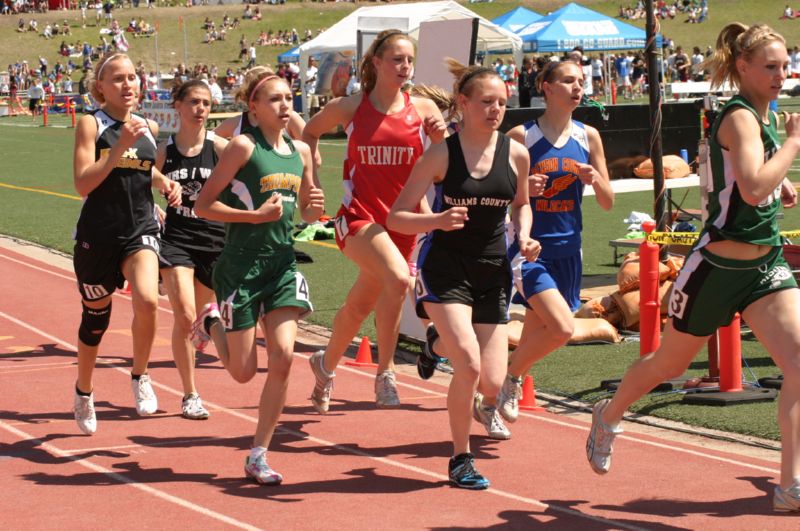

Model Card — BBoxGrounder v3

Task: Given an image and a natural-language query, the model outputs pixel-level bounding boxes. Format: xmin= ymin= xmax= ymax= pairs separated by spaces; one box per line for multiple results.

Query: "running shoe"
xmin=417 ymin=324 xmax=443 ymax=380
xmin=244 ymin=451 xmax=283 ymax=485
xmin=472 ymin=393 xmax=511 ymax=440
xmin=586 ymin=398 xmax=623 ymax=475
xmin=181 ymin=393 xmax=209 ymax=420
xmin=73 ymin=389 xmax=97 ymax=435
xmin=131 ymin=373 xmax=158 ymax=416
xmin=375 ymin=370 xmax=401 ymax=408
xmin=190 ymin=302 xmax=220 ymax=352
xmin=448 ymin=453 xmax=490 ymax=490
xmin=774 ymin=482 xmax=800 ymax=512
xmin=497 ymin=374 xmax=523 ymax=423
xmin=309 ymin=350 xmax=334 ymax=414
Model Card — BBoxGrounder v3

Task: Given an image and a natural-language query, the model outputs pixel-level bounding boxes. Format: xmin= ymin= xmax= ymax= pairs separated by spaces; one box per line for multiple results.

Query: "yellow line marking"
xmin=1 ymin=345 xmax=36 ymax=353
xmin=298 ymin=239 xmax=339 ymax=250
xmin=0 ymin=182 xmax=81 ymax=201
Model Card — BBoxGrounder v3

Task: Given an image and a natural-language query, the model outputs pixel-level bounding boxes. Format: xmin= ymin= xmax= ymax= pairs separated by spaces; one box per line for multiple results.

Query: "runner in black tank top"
xmin=155 ymin=79 xmax=228 ymax=420
xmin=387 ymin=62 xmax=537 ymax=490
xmin=424 ymin=132 xmax=516 ymax=258
xmin=75 ymin=108 xmax=159 ymax=245
xmin=161 ymin=130 xmax=225 ymax=258
xmin=71 ymin=52 xmax=182 ymax=436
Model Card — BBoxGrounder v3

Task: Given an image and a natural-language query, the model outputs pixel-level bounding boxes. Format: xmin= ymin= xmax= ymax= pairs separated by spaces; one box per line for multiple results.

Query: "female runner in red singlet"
xmin=302 ymin=30 xmax=447 ymax=411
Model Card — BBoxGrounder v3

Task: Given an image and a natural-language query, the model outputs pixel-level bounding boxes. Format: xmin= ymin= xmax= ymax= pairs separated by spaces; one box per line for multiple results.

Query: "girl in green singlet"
xmin=585 ymin=23 xmax=800 ymax=513
xmin=195 ymin=71 xmax=325 ymax=485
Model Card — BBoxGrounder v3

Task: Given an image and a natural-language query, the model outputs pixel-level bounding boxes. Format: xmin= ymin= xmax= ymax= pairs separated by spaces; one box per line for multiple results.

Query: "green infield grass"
xmin=2 ymin=100 xmax=800 ymax=441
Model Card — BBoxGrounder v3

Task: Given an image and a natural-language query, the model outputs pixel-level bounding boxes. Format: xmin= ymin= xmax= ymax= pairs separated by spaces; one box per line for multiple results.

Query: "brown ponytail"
xmin=703 ymin=23 xmax=785 ymax=89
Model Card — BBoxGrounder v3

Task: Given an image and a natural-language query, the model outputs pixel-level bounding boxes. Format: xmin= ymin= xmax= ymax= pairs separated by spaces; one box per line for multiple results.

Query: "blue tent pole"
xmin=646 ymin=0 xmax=667 ymax=235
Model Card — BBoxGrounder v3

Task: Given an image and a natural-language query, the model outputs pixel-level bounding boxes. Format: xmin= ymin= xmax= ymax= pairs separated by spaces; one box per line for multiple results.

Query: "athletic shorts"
xmin=158 ymin=239 xmax=221 ymax=290
xmin=212 ymin=247 xmax=312 ymax=332
xmin=73 ymin=233 xmax=160 ymax=301
xmin=333 ymin=206 xmax=416 ymax=264
xmin=511 ymin=251 xmax=582 ymax=312
xmin=414 ymin=244 xmax=510 ymax=325
xmin=669 ymin=246 xmax=797 ymax=336
xmin=29 ymin=98 xmax=39 ymax=111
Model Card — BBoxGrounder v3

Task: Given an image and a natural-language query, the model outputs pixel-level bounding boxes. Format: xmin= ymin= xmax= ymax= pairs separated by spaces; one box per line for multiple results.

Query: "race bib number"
xmin=414 ymin=276 xmax=429 ymax=300
xmin=669 ymin=287 xmax=689 ymax=320
xmin=219 ymin=300 xmax=233 ymax=330
xmin=295 ymin=272 xmax=310 ymax=302
xmin=82 ymin=283 xmax=109 ymax=301
xmin=334 ymin=216 xmax=349 ymax=241
xmin=141 ymin=234 xmax=160 ymax=252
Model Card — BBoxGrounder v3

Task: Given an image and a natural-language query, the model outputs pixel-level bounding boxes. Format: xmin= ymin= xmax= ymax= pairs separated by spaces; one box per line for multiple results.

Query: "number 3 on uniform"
xmin=669 ymin=287 xmax=689 ymax=320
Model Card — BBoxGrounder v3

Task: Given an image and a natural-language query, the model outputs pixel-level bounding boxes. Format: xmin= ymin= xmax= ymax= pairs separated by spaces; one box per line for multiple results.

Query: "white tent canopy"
xmin=297 ymin=1 xmax=522 ymax=104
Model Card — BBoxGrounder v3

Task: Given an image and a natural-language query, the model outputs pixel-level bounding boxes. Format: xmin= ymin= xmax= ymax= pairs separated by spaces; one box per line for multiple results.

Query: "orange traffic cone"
xmin=345 ymin=336 xmax=378 ymax=368
xmin=119 ymin=281 xmax=132 ymax=295
xmin=519 ymin=375 xmax=545 ymax=412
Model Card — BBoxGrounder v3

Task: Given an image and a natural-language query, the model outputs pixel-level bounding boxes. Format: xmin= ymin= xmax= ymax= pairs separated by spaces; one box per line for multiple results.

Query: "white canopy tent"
xmin=297 ymin=1 xmax=523 ymax=112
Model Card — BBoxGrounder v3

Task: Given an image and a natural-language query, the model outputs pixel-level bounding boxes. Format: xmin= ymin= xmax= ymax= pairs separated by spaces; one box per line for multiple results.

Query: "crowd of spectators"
xmin=619 ymin=0 xmax=708 ymax=23
xmin=2 ymin=1 xmax=48 ymax=16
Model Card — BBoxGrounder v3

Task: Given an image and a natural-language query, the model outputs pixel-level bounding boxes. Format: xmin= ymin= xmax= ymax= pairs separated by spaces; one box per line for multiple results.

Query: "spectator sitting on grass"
xmin=243 ymin=5 xmax=252 ymax=19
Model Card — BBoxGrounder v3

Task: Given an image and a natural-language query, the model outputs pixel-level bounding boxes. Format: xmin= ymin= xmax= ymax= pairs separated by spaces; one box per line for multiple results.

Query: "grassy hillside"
xmin=1 ymin=1 xmax=797 ymax=75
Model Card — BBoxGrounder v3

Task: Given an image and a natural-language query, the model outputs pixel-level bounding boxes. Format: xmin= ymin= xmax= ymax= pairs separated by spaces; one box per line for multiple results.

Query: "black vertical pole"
xmin=646 ymin=1 xmax=668 ymax=233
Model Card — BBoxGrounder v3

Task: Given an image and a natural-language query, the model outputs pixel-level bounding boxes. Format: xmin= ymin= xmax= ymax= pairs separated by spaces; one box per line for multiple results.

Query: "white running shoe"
xmin=131 ymin=374 xmax=158 ymax=416
xmin=586 ymin=398 xmax=623 ymax=475
xmin=309 ymin=350 xmax=334 ymax=414
xmin=244 ymin=451 xmax=283 ymax=485
xmin=375 ymin=370 xmax=400 ymax=409
xmin=472 ymin=393 xmax=511 ymax=440
xmin=73 ymin=389 xmax=97 ymax=435
xmin=774 ymin=482 xmax=800 ymax=512
xmin=497 ymin=374 xmax=523 ymax=423
xmin=190 ymin=303 xmax=220 ymax=352
xmin=181 ymin=393 xmax=209 ymax=420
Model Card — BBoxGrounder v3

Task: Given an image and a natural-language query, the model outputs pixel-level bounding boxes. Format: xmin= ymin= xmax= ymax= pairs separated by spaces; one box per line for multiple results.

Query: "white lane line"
xmin=0 ymin=251 xmax=783 ymax=476
xmin=60 ymin=436 xmax=231 ymax=456
xmin=0 ymin=420 xmax=260 ymax=531
xmin=0 ymin=251 xmax=445 ymax=396
xmin=0 ymin=360 xmax=76 ymax=370
xmin=0 ymin=309 xmax=647 ymax=531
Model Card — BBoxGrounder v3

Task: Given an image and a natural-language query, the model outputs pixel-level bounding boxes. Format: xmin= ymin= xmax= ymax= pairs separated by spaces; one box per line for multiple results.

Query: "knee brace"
xmin=78 ymin=301 xmax=112 ymax=347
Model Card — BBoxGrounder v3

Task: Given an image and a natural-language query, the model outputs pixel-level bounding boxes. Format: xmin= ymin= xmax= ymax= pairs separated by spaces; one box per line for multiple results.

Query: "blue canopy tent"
xmin=277 ymin=46 xmax=300 ymax=64
xmin=517 ymin=3 xmax=660 ymax=53
xmin=491 ymin=6 xmax=542 ymax=34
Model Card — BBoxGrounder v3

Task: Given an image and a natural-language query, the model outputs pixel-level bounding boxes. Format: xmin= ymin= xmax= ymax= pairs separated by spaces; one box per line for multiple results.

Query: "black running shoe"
xmin=417 ymin=324 xmax=442 ymax=380
xmin=448 ymin=453 xmax=489 ymax=490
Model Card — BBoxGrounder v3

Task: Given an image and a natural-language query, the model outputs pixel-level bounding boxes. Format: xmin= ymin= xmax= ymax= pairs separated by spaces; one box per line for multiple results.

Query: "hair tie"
xmin=248 ymin=75 xmax=279 ymax=106
xmin=458 ymin=67 xmax=494 ymax=93
xmin=96 ymin=53 xmax=124 ymax=80
xmin=372 ymin=30 xmax=403 ymax=54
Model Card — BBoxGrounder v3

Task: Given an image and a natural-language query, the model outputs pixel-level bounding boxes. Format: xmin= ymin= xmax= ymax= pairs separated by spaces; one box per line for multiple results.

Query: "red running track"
xmin=0 ymin=243 xmax=796 ymax=529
